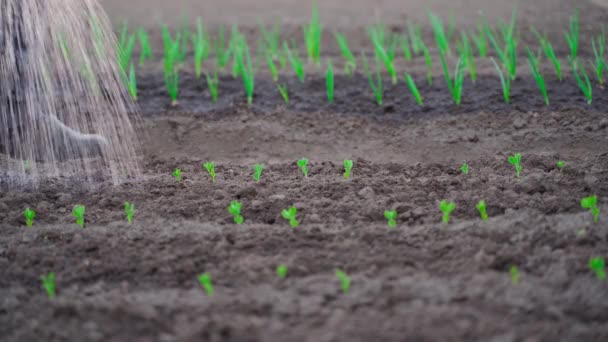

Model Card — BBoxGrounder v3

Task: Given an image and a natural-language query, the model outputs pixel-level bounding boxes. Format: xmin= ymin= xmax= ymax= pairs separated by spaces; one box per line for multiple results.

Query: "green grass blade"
xmin=404 ymin=73 xmax=423 ymax=105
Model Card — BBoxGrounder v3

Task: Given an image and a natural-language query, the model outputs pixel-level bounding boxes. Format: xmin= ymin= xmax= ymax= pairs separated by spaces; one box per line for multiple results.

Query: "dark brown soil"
xmin=2 ymin=0 xmax=608 ymax=341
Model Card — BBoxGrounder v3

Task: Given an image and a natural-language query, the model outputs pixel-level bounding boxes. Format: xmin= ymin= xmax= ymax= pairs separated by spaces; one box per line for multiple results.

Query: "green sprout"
xmin=234 ymin=35 xmax=255 ymax=105
xmin=526 ymin=48 xmax=549 ymax=106
xmin=214 ymin=26 xmax=233 ymax=69
xmin=581 ymin=195 xmax=600 ymax=223
xmin=276 ymin=264 xmax=288 ymax=279
xmin=304 ymin=1 xmax=323 ymax=64
xmin=277 ymin=83 xmax=289 ymax=104
xmin=228 ymin=201 xmax=244 ymax=224
xmin=439 ymin=200 xmax=456 ymax=224
xmin=361 ymin=53 xmax=383 ymax=105
xmin=428 ymin=11 xmax=450 ymax=55
xmin=400 ymin=34 xmax=412 ymax=61
xmin=204 ymin=162 xmax=216 ymax=183
xmin=335 ymin=269 xmax=351 ymax=294
xmin=421 ymin=42 xmax=433 ymax=86
xmin=259 ymin=20 xmax=281 ymax=62
xmin=118 ymin=23 xmax=136 ymax=75
xmin=172 ymin=168 xmax=182 ymax=183
xmin=265 ymin=49 xmax=279 ymax=82
xmin=197 ymin=272 xmax=214 ymax=296
xmin=439 ymin=50 xmax=465 ymax=105
xmin=569 ymin=57 xmax=592 ymax=104
xmin=565 ymin=9 xmax=579 ymax=60
xmin=592 ymin=31 xmax=606 ymax=85
xmin=589 ymin=257 xmax=606 ymax=281
xmin=126 ymin=63 xmax=137 ymax=101
xmin=284 ymin=41 xmax=305 ymax=82
xmin=24 ymin=207 xmax=35 ymax=227
xmin=192 ymin=18 xmax=211 ymax=79
xmin=281 ymin=206 xmax=299 ymax=228
xmin=509 ymin=265 xmax=519 ymax=284
xmin=369 ymin=27 xmax=397 ymax=85
xmin=483 ymin=7 xmax=518 ymax=80
xmin=297 ymin=158 xmax=309 ymax=177
xmin=404 ymin=73 xmax=423 ymax=106
xmin=41 ymin=272 xmax=56 ymax=299
xmin=532 ymin=28 xmax=562 ymax=81
xmin=461 ymin=162 xmax=469 ymax=174
xmin=206 ymin=69 xmax=219 ymax=103
xmin=491 ymin=58 xmax=511 ymax=104
xmin=326 ymin=59 xmax=334 ymax=104
xmin=343 ymin=159 xmax=353 ymax=179
xmin=508 ymin=153 xmax=523 ymax=178
xmin=178 ymin=16 xmax=190 ymax=64
xmin=138 ymin=28 xmax=152 ymax=66
xmin=124 ymin=202 xmax=135 ymax=224
xmin=335 ymin=32 xmax=356 ymax=75
xmin=253 ymin=164 xmax=264 ymax=182
xmin=470 ymin=23 xmax=487 ymax=57
xmin=161 ymin=25 xmax=180 ymax=106
xmin=457 ymin=31 xmax=477 ymax=82
xmin=72 ymin=204 xmax=85 ymax=228
xmin=408 ymin=22 xmax=423 ymax=55
xmin=476 ymin=200 xmax=488 ymax=221
xmin=556 ymin=160 xmax=566 ymax=171
xmin=384 ymin=210 xmax=397 ymax=228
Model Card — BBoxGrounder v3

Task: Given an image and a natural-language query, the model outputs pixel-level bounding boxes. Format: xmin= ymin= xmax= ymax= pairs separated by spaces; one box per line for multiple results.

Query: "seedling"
xmin=428 ymin=11 xmax=450 ymax=55
xmin=253 ymin=164 xmax=264 ymax=182
xmin=276 ymin=264 xmax=288 ymax=279
xmin=203 ymin=162 xmax=216 ymax=183
xmin=161 ymin=25 xmax=180 ymax=106
xmin=124 ymin=202 xmax=135 ymax=224
xmin=281 ymin=206 xmax=299 ymax=228
xmin=508 ymin=153 xmax=523 ymax=178
xmin=384 ymin=210 xmax=397 ymax=228
xmin=297 ymin=158 xmax=309 ymax=177
xmin=361 ymin=53 xmax=383 ymax=105
xmin=470 ymin=23 xmax=487 ymax=57
xmin=206 ymin=70 xmax=219 ymax=103
xmin=343 ymin=159 xmax=353 ymax=179
xmin=335 ymin=269 xmax=351 ymax=294
xmin=24 ymin=208 xmax=35 ymax=227
xmin=214 ymin=26 xmax=233 ymax=69
xmin=565 ymin=9 xmax=579 ymax=60
xmin=439 ymin=50 xmax=465 ymax=105
xmin=408 ymin=22 xmax=423 ymax=55
xmin=532 ymin=28 xmax=562 ymax=81
xmin=369 ymin=28 xmax=397 ymax=84
xmin=476 ymin=200 xmax=488 ymax=221
xmin=556 ymin=160 xmax=566 ymax=171
xmin=259 ymin=20 xmax=281 ymax=61
xmin=138 ymin=28 xmax=152 ymax=66
xmin=569 ymin=57 xmax=592 ymax=104
xmin=284 ymin=41 xmax=305 ymax=82
xmin=172 ymin=168 xmax=182 ymax=183
xmin=197 ymin=272 xmax=214 ymax=296
xmin=509 ymin=265 xmax=519 ymax=284
xmin=277 ymin=83 xmax=289 ymax=104
xmin=228 ymin=201 xmax=244 ymax=224
xmin=581 ymin=195 xmax=600 ymax=223
xmin=592 ymin=31 xmax=606 ymax=85
xmin=73 ymin=204 xmax=85 ymax=228
xmin=335 ymin=32 xmax=356 ymax=75
xmin=401 ymin=34 xmax=412 ymax=61
xmin=126 ymin=63 xmax=137 ymax=100
xmin=192 ymin=18 xmax=211 ymax=78
xmin=304 ymin=1 xmax=323 ymax=64
xmin=526 ymin=48 xmax=549 ymax=106
xmin=234 ymin=35 xmax=255 ymax=105
xmin=118 ymin=23 xmax=136 ymax=75
xmin=457 ymin=31 xmax=477 ymax=82
xmin=491 ymin=58 xmax=511 ymax=104
xmin=461 ymin=163 xmax=469 ymax=174
xmin=439 ymin=200 xmax=456 ymax=224
xmin=589 ymin=257 xmax=606 ymax=280
xmin=264 ymin=49 xmax=279 ymax=82
xmin=421 ymin=43 xmax=433 ymax=86
xmin=326 ymin=60 xmax=334 ymax=104
xmin=404 ymin=73 xmax=423 ymax=105
xmin=41 ymin=272 xmax=55 ymax=299
xmin=483 ymin=8 xmax=518 ymax=80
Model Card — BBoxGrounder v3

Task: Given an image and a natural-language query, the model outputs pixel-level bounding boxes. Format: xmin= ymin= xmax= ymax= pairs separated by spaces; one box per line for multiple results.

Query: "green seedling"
xmin=228 ymin=201 xmax=244 ymax=224
xmin=335 ymin=32 xmax=356 ymax=75
xmin=592 ymin=31 xmax=606 ymax=85
xmin=483 ymin=8 xmax=518 ymax=80
xmin=304 ymin=1 xmax=323 ymax=64
xmin=197 ymin=272 xmax=214 ymax=296
xmin=569 ymin=57 xmax=592 ymax=104
xmin=124 ymin=202 xmax=135 ymax=224
xmin=404 ymin=73 xmax=423 ymax=105
xmin=118 ymin=23 xmax=136 ymax=75
xmin=233 ymin=35 xmax=255 ymax=105
xmin=24 ymin=207 xmax=35 ymax=227
xmin=508 ymin=153 xmax=523 ymax=178
xmin=439 ymin=50 xmax=465 ymax=105
xmin=277 ymin=83 xmax=289 ymax=104
xmin=421 ymin=42 xmax=433 ymax=86
xmin=265 ymin=49 xmax=279 ymax=82
xmin=401 ymin=34 xmax=412 ymax=61
xmin=326 ymin=60 xmax=334 ymax=103
xmin=276 ymin=264 xmax=288 ymax=279
xmin=137 ymin=28 xmax=152 ymax=66
xmin=446 ymin=15 xmax=456 ymax=42
xmin=259 ymin=20 xmax=281 ymax=61
xmin=178 ymin=16 xmax=190 ymax=64
xmin=556 ymin=160 xmax=566 ymax=171
xmin=204 ymin=162 xmax=216 ymax=183
xmin=477 ymin=200 xmax=488 ymax=221
xmin=206 ymin=70 xmax=219 ymax=103
xmin=161 ymin=25 xmax=180 ymax=106
xmin=253 ymin=164 xmax=264 ymax=182
xmin=470 ymin=23 xmax=487 ymax=57
xmin=428 ymin=11 xmax=450 ymax=55
xmin=192 ymin=18 xmax=211 ymax=78
xmin=439 ymin=200 xmax=456 ymax=224
xmin=297 ymin=158 xmax=309 ymax=177
xmin=41 ymin=272 xmax=56 ymax=299
xmin=127 ymin=63 xmax=137 ymax=100
xmin=361 ymin=53 xmax=383 ymax=105
xmin=384 ymin=210 xmax=397 ymax=228
xmin=281 ymin=206 xmax=299 ymax=228
xmin=565 ymin=9 xmax=579 ymax=60
xmin=72 ymin=204 xmax=85 ymax=228
xmin=589 ymin=257 xmax=606 ymax=280
xmin=457 ymin=32 xmax=477 ymax=82
xmin=335 ymin=269 xmax=351 ymax=294
xmin=343 ymin=159 xmax=353 ymax=179
xmin=214 ymin=26 xmax=233 ymax=69
xmin=461 ymin=162 xmax=469 ymax=174
xmin=532 ymin=28 xmax=562 ymax=81
xmin=172 ymin=168 xmax=182 ymax=183
xmin=581 ymin=195 xmax=600 ymax=223
xmin=284 ymin=41 xmax=305 ymax=82
xmin=369 ymin=28 xmax=397 ymax=84
xmin=526 ymin=48 xmax=549 ymax=106
xmin=491 ymin=58 xmax=511 ymax=104
xmin=408 ymin=22 xmax=423 ymax=55
xmin=509 ymin=265 xmax=519 ymax=284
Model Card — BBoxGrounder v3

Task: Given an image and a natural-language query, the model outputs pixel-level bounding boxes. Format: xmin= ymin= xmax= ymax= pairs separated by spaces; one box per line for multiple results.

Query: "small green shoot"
xmin=276 ymin=264 xmax=288 ymax=279
xmin=281 ymin=206 xmax=299 ymax=228
xmin=253 ymin=164 xmax=264 ymax=182
xmin=404 ymin=73 xmax=423 ymax=105
xmin=234 ymin=35 xmax=255 ymax=105
xmin=172 ymin=168 xmax=182 ymax=183
xmin=556 ymin=160 xmax=566 ymax=171
xmin=192 ymin=18 xmax=211 ymax=79
xmin=565 ymin=9 xmax=579 ymax=60
xmin=369 ymin=28 xmax=397 ymax=84
xmin=118 ymin=24 xmax=136 ymax=75
xmin=197 ymin=272 xmax=214 ymax=296
xmin=439 ymin=200 xmax=456 ymax=224
xmin=326 ymin=60 xmax=334 ymax=104
xmin=384 ymin=210 xmax=397 ymax=228
xmin=491 ymin=58 xmax=511 ymax=104
xmin=439 ymin=50 xmax=465 ymax=105
xmin=476 ymin=200 xmax=488 ymax=221
xmin=214 ymin=26 xmax=233 ymax=69
xmin=137 ymin=28 xmax=152 ymax=66
xmin=297 ymin=158 xmax=309 ymax=177
xmin=589 ymin=257 xmax=606 ymax=281
xmin=264 ymin=49 xmax=279 ymax=82
xmin=592 ymin=31 xmax=606 ymax=85
xmin=361 ymin=53 xmax=383 ymax=105
xmin=508 ymin=153 xmax=523 ymax=178
xmin=428 ymin=11 xmax=450 ymax=54
xmin=41 ymin=272 xmax=55 ymax=299
xmin=457 ymin=31 xmax=477 ymax=82
xmin=470 ymin=23 xmax=487 ymax=57
xmin=581 ymin=195 xmax=600 ymax=223
xmin=569 ymin=57 xmax=593 ymax=104
xmin=284 ymin=41 xmax=305 ymax=82
xmin=335 ymin=269 xmax=351 ymax=294
xmin=124 ymin=202 xmax=135 ymax=224
xmin=461 ymin=163 xmax=469 ymax=174
xmin=509 ymin=265 xmax=519 ymax=284
xmin=335 ymin=32 xmax=356 ymax=75
xmin=127 ymin=63 xmax=137 ymax=100
xmin=277 ymin=83 xmax=289 ymax=104
xmin=259 ymin=20 xmax=281 ymax=61
xmin=401 ymin=34 xmax=412 ymax=61
xmin=228 ymin=201 xmax=244 ymax=224
xmin=421 ymin=43 xmax=433 ymax=86
xmin=72 ymin=204 xmax=85 ymax=228
xmin=161 ymin=25 xmax=180 ymax=106
xmin=24 ymin=208 xmax=35 ymax=227
xmin=343 ymin=159 xmax=353 ymax=179
xmin=526 ymin=48 xmax=549 ymax=106
xmin=206 ymin=70 xmax=219 ymax=103
xmin=532 ymin=28 xmax=562 ymax=81
xmin=483 ymin=8 xmax=518 ymax=80
xmin=204 ymin=162 xmax=216 ymax=183
xmin=304 ymin=1 xmax=323 ymax=64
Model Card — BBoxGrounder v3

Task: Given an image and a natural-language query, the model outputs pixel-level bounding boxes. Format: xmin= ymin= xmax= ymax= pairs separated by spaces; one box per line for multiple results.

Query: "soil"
xmin=2 ymin=0 xmax=608 ymax=341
